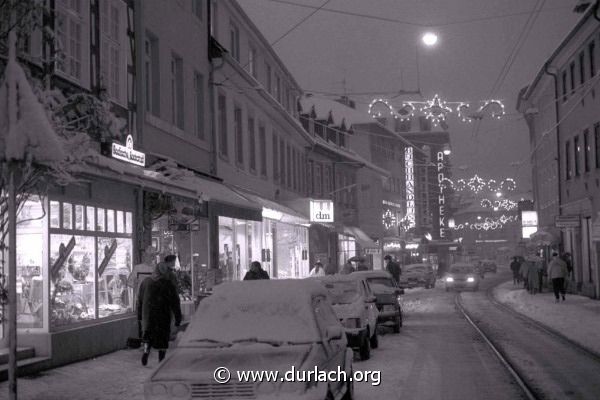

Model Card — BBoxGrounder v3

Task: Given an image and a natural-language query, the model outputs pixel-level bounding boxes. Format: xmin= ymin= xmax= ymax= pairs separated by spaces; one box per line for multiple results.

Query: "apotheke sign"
xmin=310 ymin=199 xmax=334 ymax=223
xmin=112 ymin=135 xmax=146 ymax=167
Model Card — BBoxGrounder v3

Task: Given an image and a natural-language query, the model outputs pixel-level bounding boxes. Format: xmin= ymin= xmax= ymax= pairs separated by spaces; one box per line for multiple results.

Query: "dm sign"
xmin=112 ymin=134 xmax=146 ymax=167
xmin=310 ymin=199 xmax=334 ymax=223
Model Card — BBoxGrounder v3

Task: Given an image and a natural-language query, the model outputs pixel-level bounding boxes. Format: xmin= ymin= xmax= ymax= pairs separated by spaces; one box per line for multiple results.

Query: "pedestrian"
xmin=538 ymin=256 xmax=547 ymax=293
xmin=525 ymin=257 xmax=540 ymax=294
xmin=137 ymin=255 xmax=182 ymax=366
xmin=340 ymin=261 xmax=355 ymax=275
xmin=324 ymin=261 xmax=338 ymax=275
xmin=128 ymin=246 xmax=157 ymax=338
xmin=548 ymin=252 xmax=568 ymax=303
xmin=309 ymin=261 xmax=326 ymax=277
xmin=510 ymin=256 xmax=521 ymax=285
xmin=243 ymin=261 xmax=270 ymax=280
xmin=519 ymin=258 xmax=530 ymax=291
xmin=384 ymin=254 xmax=401 ymax=284
xmin=561 ymin=252 xmax=573 ymax=280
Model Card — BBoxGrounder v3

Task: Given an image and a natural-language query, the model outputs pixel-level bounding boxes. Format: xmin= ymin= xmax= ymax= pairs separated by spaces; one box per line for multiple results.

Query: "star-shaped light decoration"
xmin=382 ymin=209 xmax=397 ymax=230
xmin=414 ymin=94 xmax=452 ymax=126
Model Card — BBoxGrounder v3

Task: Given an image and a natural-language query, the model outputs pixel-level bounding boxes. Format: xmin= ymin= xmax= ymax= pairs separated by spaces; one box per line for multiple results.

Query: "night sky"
xmin=238 ymin=0 xmax=581 ymax=195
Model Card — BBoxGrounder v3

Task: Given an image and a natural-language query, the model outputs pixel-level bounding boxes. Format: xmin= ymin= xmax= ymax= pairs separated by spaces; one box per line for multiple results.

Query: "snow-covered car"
xmin=315 ymin=275 xmax=379 ymax=360
xmin=144 ymin=279 xmax=354 ymax=400
xmin=481 ymin=259 xmax=497 ymax=273
xmin=400 ymin=263 xmax=437 ymax=289
xmin=352 ymin=270 xmax=404 ymax=333
xmin=445 ymin=263 xmax=480 ymax=292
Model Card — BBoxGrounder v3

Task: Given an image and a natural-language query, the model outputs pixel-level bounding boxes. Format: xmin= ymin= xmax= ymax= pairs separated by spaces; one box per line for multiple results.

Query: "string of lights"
xmin=441 ymin=175 xmax=517 ymax=194
xmin=450 ymin=215 xmax=519 ymax=231
xmin=481 ymin=198 xmax=518 ymax=211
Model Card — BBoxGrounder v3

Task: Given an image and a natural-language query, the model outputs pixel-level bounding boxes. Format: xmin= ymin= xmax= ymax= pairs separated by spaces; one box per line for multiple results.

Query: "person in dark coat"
xmin=340 ymin=261 xmax=355 ymax=275
xmin=510 ymin=257 xmax=521 ymax=285
xmin=137 ymin=255 xmax=182 ymax=366
xmin=243 ymin=261 xmax=270 ymax=280
xmin=384 ymin=255 xmax=401 ymax=284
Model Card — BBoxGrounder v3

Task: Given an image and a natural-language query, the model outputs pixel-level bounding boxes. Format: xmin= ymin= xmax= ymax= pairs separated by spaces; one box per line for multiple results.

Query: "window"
xmin=100 ymin=0 xmax=125 ymax=103
xmin=562 ymin=70 xmax=568 ymax=102
xmin=192 ymin=0 xmax=203 ymax=20
xmin=575 ymin=135 xmax=581 ymax=176
xmin=55 ymin=0 xmax=85 ymax=81
xmin=248 ymin=45 xmax=257 ymax=78
xmin=259 ymin=124 xmax=267 ymax=176
xmin=265 ymin=63 xmax=272 ymax=93
xmin=595 ymin=124 xmax=600 ymax=169
xmin=323 ymin=166 xmax=330 ymax=197
xmin=194 ymin=72 xmax=205 ymax=139
xmin=272 ymin=132 xmax=279 ymax=181
xmin=315 ymin=163 xmax=322 ymax=196
xmin=234 ymin=106 xmax=243 ymax=166
xmin=210 ymin=0 xmax=216 ymax=35
xmin=570 ymin=61 xmax=576 ymax=93
xmin=590 ymin=41 xmax=596 ymax=79
xmin=580 ymin=52 xmax=586 ymax=86
xmin=218 ymin=94 xmax=228 ymax=157
xmin=584 ymin=129 xmax=590 ymax=172
xmin=280 ymin=139 xmax=286 ymax=187
xmin=248 ymin=115 xmax=256 ymax=172
xmin=170 ymin=54 xmax=184 ymax=129
xmin=286 ymin=145 xmax=292 ymax=188
xmin=566 ymin=140 xmax=572 ymax=180
xmin=229 ymin=21 xmax=240 ymax=61
xmin=144 ymin=32 xmax=160 ymax=115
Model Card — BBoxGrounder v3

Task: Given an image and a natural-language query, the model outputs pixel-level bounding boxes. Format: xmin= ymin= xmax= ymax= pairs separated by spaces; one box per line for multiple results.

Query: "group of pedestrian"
xmin=510 ymin=252 xmax=570 ymax=303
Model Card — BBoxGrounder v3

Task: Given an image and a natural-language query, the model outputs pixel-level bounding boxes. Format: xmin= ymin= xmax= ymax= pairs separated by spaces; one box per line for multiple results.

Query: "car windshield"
xmin=450 ymin=265 xmax=474 ymax=274
xmin=367 ymin=278 xmax=395 ymax=293
xmin=323 ymin=281 xmax=361 ymax=304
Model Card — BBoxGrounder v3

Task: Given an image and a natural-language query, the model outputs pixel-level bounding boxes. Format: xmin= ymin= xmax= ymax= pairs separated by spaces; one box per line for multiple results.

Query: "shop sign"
xmin=404 ymin=147 xmax=415 ymax=228
xmin=383 ymin=241 xmax=402 ymax=251
xmin=365 ymin=248 xmax=381 ymax=255
xmin=405 ymin=243 xmax=419 ymax=250
xmin=555 ymin=215 xmax=580 ymax=228
xmin=437 ymin=151 xmax=446 ymax=239
xmin=521 ymin=210 xmax=538 ymax=238
xmin=112 ymin=134 xmax=146 ymax=167
xmin=310 ymin=199 xmax=334 ymax=223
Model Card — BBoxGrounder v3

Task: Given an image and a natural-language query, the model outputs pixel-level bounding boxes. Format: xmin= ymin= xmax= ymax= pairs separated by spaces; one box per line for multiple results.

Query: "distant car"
xmin=144 ymin=279 xmax=354 ymax=400
xmin=400 ymin=264 xmax=437 ymax=289
xmin=481 ymin=260 xmax=498 ymax=273
xmin=352 ymin=270 xmax=404 ymax=333
xmin=445 ymin=263 xmax=480 ymax=291
xmin=316 ymin=275 xmax=379 ymax=360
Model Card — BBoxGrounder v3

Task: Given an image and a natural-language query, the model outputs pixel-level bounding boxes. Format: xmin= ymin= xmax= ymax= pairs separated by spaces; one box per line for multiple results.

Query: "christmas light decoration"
xmin=441 ymin=175 xmax=517 ymax=194
xmin=368 ymin=96 xmax=506 ymax=125
xmin=450 ymin=215 xmax=519 ymax=231
xmin=382 ymin=209 xmax=397 ymax=229
xmin=481 ymin=198 xmax=518 ymax=211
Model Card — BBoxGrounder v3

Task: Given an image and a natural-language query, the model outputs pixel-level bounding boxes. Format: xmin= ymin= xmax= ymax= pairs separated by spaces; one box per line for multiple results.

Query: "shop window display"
xmin=218 ymin=217 xmax=263 ymax=281
xmin=97 ymin=237 xmax=133 ymax=317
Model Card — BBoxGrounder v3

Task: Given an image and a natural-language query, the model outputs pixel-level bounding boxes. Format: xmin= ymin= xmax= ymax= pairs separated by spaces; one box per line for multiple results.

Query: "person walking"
xmin=309 ymin=261 xmax=326 ymax=277
xmin=548 ymin=252 xmax=568 ymax=303
xmin=340 ymin=261 xmax=355 ymax=275
xmin=243 ymin=261 xmax=270 ymax=280
xmin=510 ymin=256 xmax=521 ymax=285
xmin=384 ymin=255 xmax=401 ymax=284
xmin=526 ymin=257 xmax=541 ymax=294
xmin=519 ymin=258 xmax=530 ymax=291
xmin=137 ymin=255 xmax=182 ymax=366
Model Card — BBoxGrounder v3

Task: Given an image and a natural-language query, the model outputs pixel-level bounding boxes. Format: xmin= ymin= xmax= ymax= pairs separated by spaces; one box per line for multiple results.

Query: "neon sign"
xmin=404 ymin=147 xmax=415 ymax=228
xmin=437 ymin=151 xmax=446 ymax=238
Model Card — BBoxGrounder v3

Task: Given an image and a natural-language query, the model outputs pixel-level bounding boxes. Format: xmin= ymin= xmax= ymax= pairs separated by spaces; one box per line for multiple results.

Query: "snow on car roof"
xmin=180 ymin=280 xmax=327 ymax=345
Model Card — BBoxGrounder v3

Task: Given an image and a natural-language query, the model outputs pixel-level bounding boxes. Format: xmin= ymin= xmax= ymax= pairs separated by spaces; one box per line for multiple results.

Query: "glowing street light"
xmin=422 ymin=32 xmax=439 ymax=47
xmin=496 ymin=191 xmax=503 ymax=198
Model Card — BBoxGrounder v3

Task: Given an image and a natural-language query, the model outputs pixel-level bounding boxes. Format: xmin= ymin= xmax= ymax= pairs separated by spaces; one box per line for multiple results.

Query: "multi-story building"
xmin=518 ymin=4 xmax=600 ymax=298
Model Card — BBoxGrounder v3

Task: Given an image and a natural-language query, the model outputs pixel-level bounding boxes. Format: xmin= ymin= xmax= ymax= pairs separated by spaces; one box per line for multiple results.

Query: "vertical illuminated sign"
xmin=437 ymin=151 xmax=446 ymax=238
xmin=404 ymin=147 xmax=415 ymax=228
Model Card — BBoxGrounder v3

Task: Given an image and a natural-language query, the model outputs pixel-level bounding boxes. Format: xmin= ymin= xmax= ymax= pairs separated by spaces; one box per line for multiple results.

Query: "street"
xmin=6 ymin=270 xmax=600 ymax=399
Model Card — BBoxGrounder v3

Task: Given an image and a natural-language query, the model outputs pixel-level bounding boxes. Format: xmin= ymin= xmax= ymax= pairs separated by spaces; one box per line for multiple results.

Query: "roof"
xmin=313 ymin=135 xmax=391 ymax=177
xmin=300 ymin=95 xmax=376 ymax=126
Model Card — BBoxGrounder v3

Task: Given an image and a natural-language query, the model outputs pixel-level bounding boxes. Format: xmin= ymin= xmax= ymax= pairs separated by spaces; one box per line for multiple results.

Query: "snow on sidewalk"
xmin=493 ymin=281 xmax=600 ymax=356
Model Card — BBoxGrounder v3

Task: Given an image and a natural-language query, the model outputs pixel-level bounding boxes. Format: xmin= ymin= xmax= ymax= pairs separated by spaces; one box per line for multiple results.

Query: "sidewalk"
xmin=0 ymin=347 xmax=154 ymax=400
xmin=493 ymin=281 xmax=600 ymax=356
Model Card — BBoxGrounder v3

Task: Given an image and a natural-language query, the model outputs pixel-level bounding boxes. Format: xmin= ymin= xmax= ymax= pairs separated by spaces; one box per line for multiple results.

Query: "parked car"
xmin=481 ymin=259 xmax=498 ymax=273
xmin=400 ymin=263 xmax=437 ymax=289
xmin=144 ymin=279 xmax=354 ymax=400
xmin=315 ymin=275 xmax=379 ymax=360
xmin=445 ymin=263 xmax=480 ymax=291
xmin=352 ymin=270 xmax=404 ymax=333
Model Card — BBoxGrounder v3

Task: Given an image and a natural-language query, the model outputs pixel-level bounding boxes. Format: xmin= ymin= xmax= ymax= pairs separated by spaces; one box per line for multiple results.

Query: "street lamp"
xmin=495 ymin=191 xmax=503 ymax=198
xmin=422 ymin=32 xmax=439 ymax=47
xmin=443 ymin=143 xmax=451 ymax=156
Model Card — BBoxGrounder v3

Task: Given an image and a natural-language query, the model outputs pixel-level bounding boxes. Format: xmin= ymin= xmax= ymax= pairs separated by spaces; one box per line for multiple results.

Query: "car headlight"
xmin=446 ymin=277 xmax=454 ymax=282
xmin=145 ymin=383 xmax=169 ymax=399
xmin=342 ymin=318 xmax=361 ymax=329
xmin=467 ymin=277 xmax=475 ymax=282
xmin=169 ymin=383 xmax=190 ymax=398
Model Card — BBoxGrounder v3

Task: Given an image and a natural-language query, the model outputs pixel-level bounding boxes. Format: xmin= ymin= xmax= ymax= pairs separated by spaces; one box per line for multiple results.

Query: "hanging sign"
xmin=112 ymin=134 xmax=146 ymax=167
xmin=437 ymin=151 xmax=446 ymax=239
xmin=310 ymin=199 xmax=334 ymax=223
xmin=404 ymin=147 xmax=415 ymax=228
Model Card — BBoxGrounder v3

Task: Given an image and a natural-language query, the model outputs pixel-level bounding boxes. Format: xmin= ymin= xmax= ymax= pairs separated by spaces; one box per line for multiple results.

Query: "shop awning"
xmin=229 ymin=187 xmax=310 ymax=225
xmin=341 ymin=226 xmax=378 ymax=248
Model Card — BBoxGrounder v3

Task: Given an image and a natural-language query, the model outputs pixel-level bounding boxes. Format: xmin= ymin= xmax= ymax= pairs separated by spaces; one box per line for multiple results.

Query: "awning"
xmin=341 ymin=226 xmax=378 ymax=248
xmin=229 ymin=187 xmax=310 ymax=225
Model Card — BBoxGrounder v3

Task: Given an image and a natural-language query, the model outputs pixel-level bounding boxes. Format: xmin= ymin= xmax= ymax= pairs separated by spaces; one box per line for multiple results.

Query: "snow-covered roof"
xmin=313 ymin=135 xmax=390 ymax=177
xmin=300 ymin=95 xmax=376 ymax=127
xmin=180 ymin=279 xmax=329 ymax=345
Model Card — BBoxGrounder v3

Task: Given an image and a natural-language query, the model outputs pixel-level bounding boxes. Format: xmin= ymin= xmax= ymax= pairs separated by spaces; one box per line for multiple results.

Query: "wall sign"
xmin=437 ymin=151 xmax=446 ymax=238
xmin=521 ymin=210 xmax=538 ymax=238
xmin=112 ymin=134 xmax=146 ymax=167
xmin=310 ymin=199 xmax=334 ymax=223
xmin=404 ymin=147 xmax=415 ymax=228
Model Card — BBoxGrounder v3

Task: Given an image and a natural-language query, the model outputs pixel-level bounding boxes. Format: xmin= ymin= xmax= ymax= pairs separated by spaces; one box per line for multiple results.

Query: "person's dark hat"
xmin=383 ymin=255 xmax=392 ymax=261
xmin=164 ymin=254 xmax=177 ymax=263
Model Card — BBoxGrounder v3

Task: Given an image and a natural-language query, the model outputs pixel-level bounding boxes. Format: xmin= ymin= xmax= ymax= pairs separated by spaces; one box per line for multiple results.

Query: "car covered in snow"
xmin=352 ymin=270 xmax=404 ymax=333
xmin=144 ymin=279 xmax=354 ymax=400
xmin=314 ymin=275 xmax=379 ymax=360
xmin=399 ymin=263 xmax=437 ymax=289
xmin=444 ymin=263 xmax=480 ymax=292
